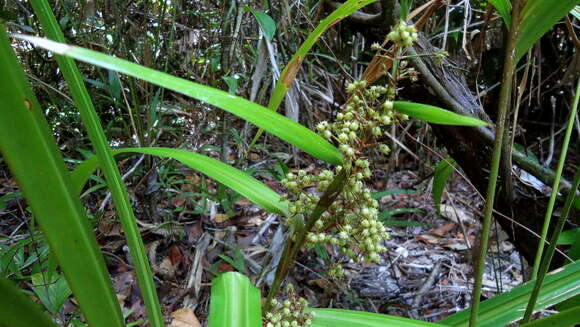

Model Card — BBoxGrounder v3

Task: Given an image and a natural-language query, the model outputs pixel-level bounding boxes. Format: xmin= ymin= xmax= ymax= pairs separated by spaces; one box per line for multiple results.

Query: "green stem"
xmin=531 ymin=79 xmax=580 ymax=279
xmin=521 ymin=79 xmax=580 ymax=324
xmin=469 ymin=2 xmax=522 ymax=326
xmin=264 ymin=169 xmax=348 ymax=311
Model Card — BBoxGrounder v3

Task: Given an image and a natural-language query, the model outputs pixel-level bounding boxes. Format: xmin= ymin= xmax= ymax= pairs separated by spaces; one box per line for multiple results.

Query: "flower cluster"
xmin=280 ymin=78 xmax=409 ymax=265
xmin=264 ymin=284 xmax=314 ymax=327
xmin=387 ymin=21 xmax=418 ymax=47
xmin=280 ymin=21 xmax=420 ymax=269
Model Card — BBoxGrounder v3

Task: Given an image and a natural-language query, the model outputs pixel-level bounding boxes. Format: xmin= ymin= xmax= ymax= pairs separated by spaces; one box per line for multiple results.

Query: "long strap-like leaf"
xmin=440 ymin=260 xmax=580 ymax=327
xmin=0 ymin=27 xmax=124 ymax=327
xmin=13 ymin=35 xmax=343 ymax=166
xmin=71 ymin=147 xmax=290 ymax=217
xmin=0 ymin=277 xmax=58 ymax=327
xmin=208 ymin=272 xmax=262 ymax=327
xmin=29 ymin=1 xmax=164 ymax=325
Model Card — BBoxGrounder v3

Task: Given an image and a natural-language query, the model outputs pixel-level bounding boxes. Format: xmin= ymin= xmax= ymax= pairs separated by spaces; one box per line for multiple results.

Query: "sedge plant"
xmin=1 ymin=0 xmax=579 ymax=326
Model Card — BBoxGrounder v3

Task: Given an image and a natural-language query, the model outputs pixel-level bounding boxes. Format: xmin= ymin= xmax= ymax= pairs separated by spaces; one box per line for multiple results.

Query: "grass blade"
xmin=530 ymin=78 xmax=579 ymax=279
xmin=0 ymin=277 xmax=58 ymax=327
xmin=520 ymin=305 xmax=580 ymax=327
xmin=515 ymin=0 xmax=577 ymax=61
xmin=208 ymin=272 xmax=262 ymax=327
xmin=308 ymin=308 xmax=445 ymax=327
xmin=71 ymin=147 xmax=290 ymax=217
xmin=440 ymin=260 xmax=580 ymax=327
xmin=489 ymin=0 xmax=512 ymax=26
xmin=393 ymin=102 xmax=488 ymax=126
xmin=30 ymin=1 xmax=164 ymax=325
xmin=14 ymin=35 xmax=342 ymax=166
xmin=522 ymin=166 xmax=580 ymax=323
xmin=0 ymin=27 xmax=124 ymax=327
xmin=432 ymin=157 xmax=457 ymax=214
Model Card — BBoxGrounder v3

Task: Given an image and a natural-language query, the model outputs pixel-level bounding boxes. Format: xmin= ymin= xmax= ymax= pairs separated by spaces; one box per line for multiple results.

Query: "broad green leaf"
xmin=15 ymin=35 xmax=343 ymax=166
xmin=30 ymin=0 xmax=163 ymax=324
xmin=31 ymin=272 xmax=72 ymax=314
xmin=0 ymin=28 xmax=124 ymax=327
xmin=557 ymin=228 xmax=579 ymax=245
xmin=515 ymin=0 xmax=577 ymax=61
xmin=432 ymin=157 xmax=457 ymax=215
xmin=208 ymin=272 xmax=261 ymax=327
xmin=489 ymin=0 xmax=512 ymax=26
xmin=521 ymin=305 xmax=580 ymax=327
xmin=308 ymin=308 xmax=445 ymax=327
xmin=71 ymin=147 xmax=290 ymax=217
xmin=440 ymin=260 xmax=580 ymax=327
xmin=393 ymin=102 xmax=489 ymax=126
xmin=246 ymin=7 xmax=276 ymax=41
xmin=0 ymin=277 xmax=58 ymax=327
xmin=250 ymin=0 xmax=377 ymax=147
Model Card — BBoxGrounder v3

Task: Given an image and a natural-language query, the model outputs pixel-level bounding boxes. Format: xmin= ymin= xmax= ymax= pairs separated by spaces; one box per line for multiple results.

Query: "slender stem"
xmin=468 ymin=2 xmax=522 ymax=326
xmin=521 ymin=79 xmax=580 ymax=324
xmin=531 ymin=79 xmax=580 ymax=279
xmin=264 ymin=169 xmax=348 ymax=311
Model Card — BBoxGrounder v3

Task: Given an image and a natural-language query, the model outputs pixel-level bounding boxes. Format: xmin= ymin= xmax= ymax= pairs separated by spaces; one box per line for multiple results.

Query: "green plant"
xmin=2 ymin=0 xmax=579 ymax=325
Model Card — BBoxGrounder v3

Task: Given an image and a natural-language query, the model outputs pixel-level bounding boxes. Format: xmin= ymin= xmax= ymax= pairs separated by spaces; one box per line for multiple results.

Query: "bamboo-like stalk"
xmin=30 ymin=1 xmax=164 ymax=325
xmin=469 ymin=1 xmax=523 ymax=326
xmin=521 ymin=78 xmax=580 ymax=324
xmin=530 ymin=79 xmax=580 ymax=279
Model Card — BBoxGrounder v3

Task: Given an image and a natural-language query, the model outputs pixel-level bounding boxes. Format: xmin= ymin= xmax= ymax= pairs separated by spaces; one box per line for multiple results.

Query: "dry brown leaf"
xmin=430 ymin=222 xmax=456 ymax=236
xmin=170 ymin=307 xmax=201 ymax=327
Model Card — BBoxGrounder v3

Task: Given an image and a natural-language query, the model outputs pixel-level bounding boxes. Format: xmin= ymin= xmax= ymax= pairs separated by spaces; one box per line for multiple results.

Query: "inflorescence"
xmin=279 ymin=23 xmax=419 ymax=272
xmin=264 ymin=284 xmax=315 ymax=327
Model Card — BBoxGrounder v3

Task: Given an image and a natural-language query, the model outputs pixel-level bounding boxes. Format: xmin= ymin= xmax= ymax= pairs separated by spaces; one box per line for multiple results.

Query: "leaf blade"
xmin=440 ymin=260 xmax=580 ymax=327
xmin=15 ymin=35 xmax=343 ymax=166
xmin=393 ymin=102 xmax=489 ymax=126
xmin=515 ymin=0 xmax=577 ymax=61
xmin=71 ymin=147 xmax=290 ymax=217
xmin=208 ymin=272 xmax=262 ymax=327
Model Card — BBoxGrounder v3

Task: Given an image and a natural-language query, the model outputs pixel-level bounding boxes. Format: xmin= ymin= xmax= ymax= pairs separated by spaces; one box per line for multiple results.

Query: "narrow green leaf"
xmin=379 ymin=208 xmax=422 ymax=220
xmin=29 ymin=1 xmax=164 ymax=325
xmin=246 ymin=7 xmax=276 ymax=41
xmin=308 ymin=308 xmax=445 ymax=327
xmin=393 ymin=102 xmax=489 ymax=126
xmin=432 ymin=157 xmax=457 ymax=215
xmin=372 ymin=189 xmax=415 ymax=199
xmin=489 ymin=0 xmax=512 ymax=26
xmin=0 ymin=277 xmax=58 ymax=327
xmin=15 ymin=35 xmax=343 ymax=166
xmin=208 ymin=272 xmax=262 ymax=327
xmin=515 ymin=0 xmax=577 ymax=61
xmin=0 ymin=27 xmax=124 ymax=327
xmin=382 ymin=220 xmax=427 ymax=227
xmin=400 ymin=0 xmax=414 ymax=20
xmin=440 ymin=260 xmax=580 ymax=327
xmin=71 ymin=147 xmax=290 ymax=217
xmin=520 ymin=305 xmax=580 ymax=327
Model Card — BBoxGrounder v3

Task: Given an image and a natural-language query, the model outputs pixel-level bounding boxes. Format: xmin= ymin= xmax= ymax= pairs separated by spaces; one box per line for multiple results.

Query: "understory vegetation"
xmin=0 ymin=0 xmax=579 ymax=327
